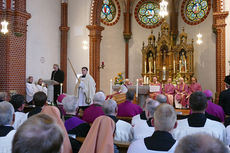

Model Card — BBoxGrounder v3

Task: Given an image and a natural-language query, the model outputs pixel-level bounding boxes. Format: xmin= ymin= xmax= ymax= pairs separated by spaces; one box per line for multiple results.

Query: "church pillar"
xmin=169 ymin=0 xmax=179 ymax=45
xmin=87 ymin=25 xmax=104 ymax=91
xmin=0 ymin=0 xmax=30 ymax=94
xmin=59 ymin=1 xmax=69 ymax=93
xmin=213 ymin=11 xmax=228 ymax=102
xmin=123 ymin=0 xmax=132 ymax=78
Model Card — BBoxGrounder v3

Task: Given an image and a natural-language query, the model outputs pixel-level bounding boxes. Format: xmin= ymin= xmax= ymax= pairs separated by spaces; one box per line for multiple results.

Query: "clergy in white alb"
xmin=74 ymin=67 xmax=96 ymax=107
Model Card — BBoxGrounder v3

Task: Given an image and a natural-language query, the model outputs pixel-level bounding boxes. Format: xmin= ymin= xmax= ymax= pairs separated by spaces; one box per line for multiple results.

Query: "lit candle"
xmin=144 ymin=76 xmax=146 ymax=84
xmin=163 ymin=66 xmax=166 ymax=80
xmin=60 ymin=83 xmax=63 ymax=94
xmin=144 ymin=61 xmax=147 ymax=73
xmin=147 ymin=77 xmax=149 ymax=84
xmin=136 ymin=79 xmax=139 ymax=98
xmin=110 ymin=79 xmax=112 ymax=95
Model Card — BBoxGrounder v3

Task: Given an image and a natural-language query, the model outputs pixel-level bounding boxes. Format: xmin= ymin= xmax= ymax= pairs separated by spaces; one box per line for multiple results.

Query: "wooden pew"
xmin=76 ymin=137 xmax=130 ymax=153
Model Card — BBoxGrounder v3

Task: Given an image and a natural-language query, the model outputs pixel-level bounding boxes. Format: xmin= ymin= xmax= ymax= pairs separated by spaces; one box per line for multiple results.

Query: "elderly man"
xmin=0 ymin=101 xmax=16 ymax=153
xmin=175 ymin=77 xmax=189 ymax=108
xmin=128 ymin=104 xmax=178 ymax=153
xmin=10 ymin=94 xmax=27 ymax=129
xmin=203 ymin=90 xmax=225 ymax=122
xmin=51 ymin=64 xmax=64 ymax=104
xmin=175 ymin=133 xmax=229 ymax=153
xmin=62 ymin=95 xmax=90 ymax=137
xmin=164 ymin=77 xmax=175 ymax=105
xmin=0 ymin=92 xmax=8 ymax=102
xmin=82 ymin=92 xmax=105 ymax=123
xmin=173 ymin=92 xmax=226 ymax=144
xmin=149 ymin=76 xmax=162 ymax=100
xmin=117 ymin=90 xmax=142 ymax=117
xmin=219 ymin=75 xmax=230 ymax=115
xmin=133 ymin=99 xmax=160 ymax=140
xmin=12 ymin=114 xmax=64 ymax=153
xmin=156 ymin=94 xmax=167 ymax=103
xmin=103 ymin=99 xmax=133 ymax=142
xmin=120 ymin=79 xmax=132 ymax=93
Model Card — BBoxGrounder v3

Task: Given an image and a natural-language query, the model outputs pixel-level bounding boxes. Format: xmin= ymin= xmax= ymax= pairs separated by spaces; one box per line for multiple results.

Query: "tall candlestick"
xmin=110 ymin=79 xmax=112 ymax=95
xmin=185 ymin=60 xmax=187 ymax=72
xmin=60 ymin=83 xmax=63 ymax=94
xmin=173 ymin=60 xmax=175 ymax=73
xmin=136 ymin=79 xmax=139 ymax=98
xmin=154 ymin=61 xmax=156 ymax=74
xmin=144 ymin=61 xmax=147 ymax=73
xmin=147 ymin=77 xmax=149 ymax=84
xmin=144 ymin=76 xmax=146 ymax=84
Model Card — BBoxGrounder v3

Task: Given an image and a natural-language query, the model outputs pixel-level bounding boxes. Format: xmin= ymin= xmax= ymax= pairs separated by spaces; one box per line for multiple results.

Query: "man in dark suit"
xmin=51 ymin=64 xmax=64 ymax=104
xmin=219 ymin=75 xmax=230 ymax=115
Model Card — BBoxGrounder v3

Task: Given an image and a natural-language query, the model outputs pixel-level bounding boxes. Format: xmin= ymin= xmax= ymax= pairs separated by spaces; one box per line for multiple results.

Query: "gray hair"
xmin=154 ymin=104 xmax=176 ymax=131
xmin=0 ymin=101 xmax=14 ymax=126
xmin=0 ymin=92 xmax=7 ymax=101
xmin=103 ymin=99 xmax=117 ymax=115
xmin=93 ymin=92 xmax=106 ymax=105
xmin=156 ymin=94 xmax=167 ymax=103
xmin=146 ymin=99 xmax=160 ymax=118
xmin=175 ymin=133 xmax=229 ymax=153
xmin=62 ymin=95 xmax=78 ymax=113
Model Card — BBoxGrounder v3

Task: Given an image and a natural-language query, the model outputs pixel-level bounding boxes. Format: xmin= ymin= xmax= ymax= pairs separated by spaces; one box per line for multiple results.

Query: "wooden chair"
xmin=117 ymin=116 xmax=132 ymax=123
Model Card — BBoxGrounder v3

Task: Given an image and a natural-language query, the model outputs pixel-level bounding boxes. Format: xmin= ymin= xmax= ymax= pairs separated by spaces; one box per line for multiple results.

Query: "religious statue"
xmin=148 ymin=53 xmax=153 ymax=73
xmin=179 ymin=51 xmax=187 ymax=72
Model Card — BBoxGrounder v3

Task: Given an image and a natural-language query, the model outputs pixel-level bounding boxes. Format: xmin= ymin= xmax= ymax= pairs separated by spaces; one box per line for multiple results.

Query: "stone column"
xmin=59 ymin=1 xmax=69 ymax=93
xmin=87 ymin=25 xmax=104 ymax=91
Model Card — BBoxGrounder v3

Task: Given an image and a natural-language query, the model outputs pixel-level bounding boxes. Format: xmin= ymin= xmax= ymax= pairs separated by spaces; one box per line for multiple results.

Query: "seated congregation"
xmin=1 ymin=83 xmax=230 ymax=153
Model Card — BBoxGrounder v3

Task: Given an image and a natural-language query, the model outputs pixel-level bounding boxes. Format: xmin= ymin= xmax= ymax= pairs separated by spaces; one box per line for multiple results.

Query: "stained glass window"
xmin=137 ymin=2 xmax=160 ymax=26
xmin=186 ymin=0 xmax=208 ymax=22
xmin=101 ymin=0 xmax=116 ymax=23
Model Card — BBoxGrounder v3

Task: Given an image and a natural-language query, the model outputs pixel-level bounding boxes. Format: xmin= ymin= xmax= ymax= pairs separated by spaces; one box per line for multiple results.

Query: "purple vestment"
xmin=82 ymin=104 xmax=105 ymax=123
xmin=175 ymin=83 xmax=189 ymax=107
xmin=189 ymin=83 xmax=202 ymax=94
xmin=206 ymin=100 xmax=225 ymax=122
xmin=65 ymin=117 xmax=85 ymax=131
xmin=117 ymin=100 xmax=142 ymax=117
xmin=165 ymin=83 xmax=175 ymax=94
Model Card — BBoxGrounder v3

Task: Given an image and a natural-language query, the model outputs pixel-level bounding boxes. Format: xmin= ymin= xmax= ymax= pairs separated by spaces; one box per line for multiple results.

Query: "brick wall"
xmin=0 ymin=0 xmax=30 ymax=95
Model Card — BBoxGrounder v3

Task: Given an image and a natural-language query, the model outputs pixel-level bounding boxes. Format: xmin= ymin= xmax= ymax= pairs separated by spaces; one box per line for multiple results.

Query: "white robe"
xmin=173 ymin=118 xmax=227 ymax=144
xmin=13 ymin=112 xmax=27 ymax=130
xmin=26 ymin=83 xmax=36 ymax=102
xmin=75 ymin=74 xmax=96 ymax=107
xmin=131 ymin=114 xmax=146 ymax=126
xmin=35 ymin=84 xmax=48 ymax=95
xmin=127 ymin=138 xmax=177 ymax=153
xmin=114 ymin=120 xmax=133 ymax=142
xmin=133 ymin=120 xmax=155 ymax=141
xmin=0 ymin=130 xmax=16 ymax=153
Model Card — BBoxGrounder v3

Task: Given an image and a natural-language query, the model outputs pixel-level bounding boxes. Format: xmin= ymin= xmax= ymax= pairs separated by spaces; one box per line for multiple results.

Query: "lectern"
xmin=43 ymin=80 xmax=59 ymax=102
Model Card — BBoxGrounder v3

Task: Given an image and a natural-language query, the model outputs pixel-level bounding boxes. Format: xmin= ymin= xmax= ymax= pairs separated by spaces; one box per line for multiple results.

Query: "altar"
xmin=141 ymin=21 xmax=194 ymax=84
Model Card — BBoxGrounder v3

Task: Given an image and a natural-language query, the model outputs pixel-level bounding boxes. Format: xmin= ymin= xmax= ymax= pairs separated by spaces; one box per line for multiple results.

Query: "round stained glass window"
xmin=101 ymin=0 xmax=116 ymax=23
xmin=181 ymin=0 xmax=211 ymax=25
xmin=138 ymin=2 xmax=160 ymax=25
xmin=135 ymin=0 xmax=162 ymax=29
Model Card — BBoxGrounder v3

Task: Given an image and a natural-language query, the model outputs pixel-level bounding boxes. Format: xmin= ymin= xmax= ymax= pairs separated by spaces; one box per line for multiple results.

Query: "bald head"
xmin=175 ymin=133 xmax=229 ymax=153
xmin=145 ymin=99 xmax=160 ymax=119
xmin=156 ymin=94 xmax=167 ymax=103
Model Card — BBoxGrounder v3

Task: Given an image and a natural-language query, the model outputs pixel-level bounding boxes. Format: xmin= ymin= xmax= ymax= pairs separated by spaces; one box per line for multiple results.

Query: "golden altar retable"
xmin=142 ymin=22 xmax=194 ymax=84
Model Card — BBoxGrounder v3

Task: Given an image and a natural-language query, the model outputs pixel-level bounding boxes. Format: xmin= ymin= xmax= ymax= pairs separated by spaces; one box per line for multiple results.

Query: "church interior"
xmin=0 ymin=0 xmax=229 ymax=99
xmin=1 ymin=0 xmax=230 ymax=153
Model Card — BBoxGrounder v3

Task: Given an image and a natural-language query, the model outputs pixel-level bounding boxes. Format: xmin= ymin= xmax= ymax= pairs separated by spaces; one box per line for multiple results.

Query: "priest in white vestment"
xmin=26 ymin=76 xmax=36 ymax=103
xmin=74 ymin=67 xmax=96 ymax=108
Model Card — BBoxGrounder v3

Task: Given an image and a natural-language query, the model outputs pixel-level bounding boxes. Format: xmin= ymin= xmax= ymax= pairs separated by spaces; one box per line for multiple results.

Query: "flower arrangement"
xmin=114 ymin=72 xmax=124 ymax=85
